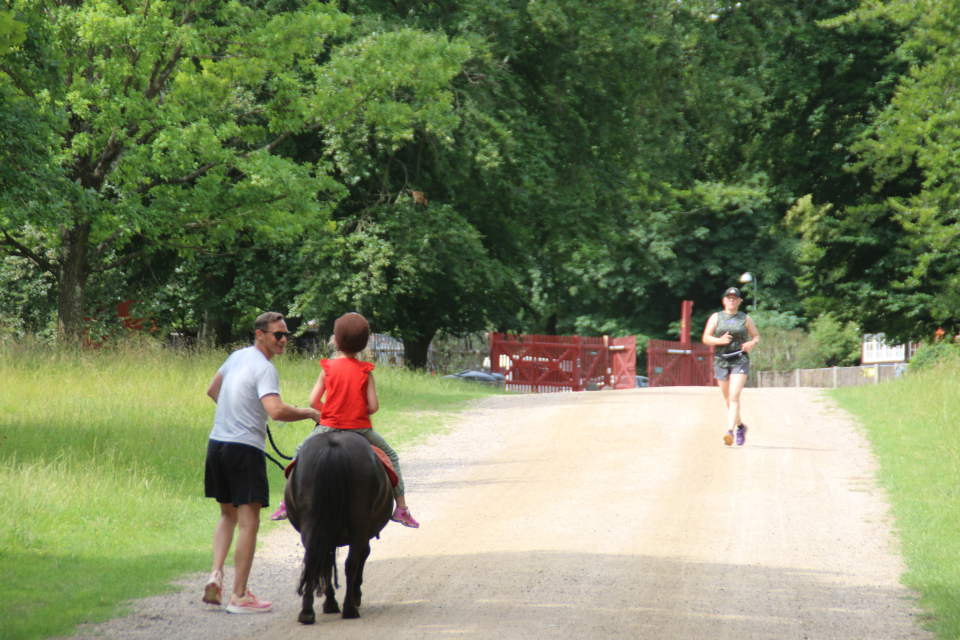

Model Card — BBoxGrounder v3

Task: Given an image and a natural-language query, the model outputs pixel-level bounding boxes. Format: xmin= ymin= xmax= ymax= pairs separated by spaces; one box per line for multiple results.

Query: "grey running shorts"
xmin=205 ymin=440 xmax=269 ymax=507
xmin=714 ymin=362 xmax=750 ymax=380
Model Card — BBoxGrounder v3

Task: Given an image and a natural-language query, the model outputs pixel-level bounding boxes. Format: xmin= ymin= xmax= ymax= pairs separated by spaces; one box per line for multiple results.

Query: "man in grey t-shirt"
xmin=202 ymin=312 xmax=321 ymax=614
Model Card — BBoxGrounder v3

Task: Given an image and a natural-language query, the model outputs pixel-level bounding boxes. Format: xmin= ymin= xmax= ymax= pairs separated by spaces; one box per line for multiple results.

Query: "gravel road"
xmin=67 ymin=387 xmax=931 ymax=640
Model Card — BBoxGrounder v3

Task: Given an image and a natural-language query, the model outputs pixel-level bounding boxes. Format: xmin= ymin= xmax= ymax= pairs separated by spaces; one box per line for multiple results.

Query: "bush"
xmin=749 ymin=312 xmax=808 ymax=372
xmin=907 ymin=341 xmax=960 ymax=372
xmin=802 ymin=313 xmax=861 ymax=367
xmin=749 ymin=311 xmax=860 ymax=372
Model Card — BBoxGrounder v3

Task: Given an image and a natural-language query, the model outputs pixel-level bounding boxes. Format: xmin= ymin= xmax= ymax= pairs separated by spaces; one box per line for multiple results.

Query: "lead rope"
xmin=265 ymin=424 xmax=292 ymax=471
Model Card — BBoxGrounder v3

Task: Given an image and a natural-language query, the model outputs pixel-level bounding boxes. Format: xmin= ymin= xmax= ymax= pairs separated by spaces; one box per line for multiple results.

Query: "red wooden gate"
xmin=490 ymin=333 xmax=637 ymax=393
xmin=647 ymin=340 xmax=714 ymax=387
xmin=648 ymin=300 xmax=715 ymax=387
xmin=608 ymin=335 xmax=637 ymax=389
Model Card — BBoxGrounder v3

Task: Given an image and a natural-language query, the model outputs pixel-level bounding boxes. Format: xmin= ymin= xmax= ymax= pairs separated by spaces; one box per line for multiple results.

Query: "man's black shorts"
xmin=204 ymin=440 xmax=270 ymax=507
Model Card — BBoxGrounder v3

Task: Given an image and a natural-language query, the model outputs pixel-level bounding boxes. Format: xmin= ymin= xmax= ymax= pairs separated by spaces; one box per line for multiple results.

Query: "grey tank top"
xmin=713 ymin=311 xmax=750 ymax=367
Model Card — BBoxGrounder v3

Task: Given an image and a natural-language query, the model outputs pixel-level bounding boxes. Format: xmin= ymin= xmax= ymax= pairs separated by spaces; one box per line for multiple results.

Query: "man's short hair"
xmin=254 ymin=312 xmax=285 ymax=332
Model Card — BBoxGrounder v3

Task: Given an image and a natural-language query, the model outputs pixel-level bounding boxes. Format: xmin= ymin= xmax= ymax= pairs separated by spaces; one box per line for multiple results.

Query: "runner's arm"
xmin=701 ymin=313 xmax=731 ymax=346
xmin=742 ymin=316 xmax=760 ymax=353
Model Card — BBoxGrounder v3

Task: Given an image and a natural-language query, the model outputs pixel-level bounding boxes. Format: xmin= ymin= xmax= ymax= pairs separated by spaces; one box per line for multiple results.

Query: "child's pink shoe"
xmin=391 ymin=506 xmax=420 ymax=528
xmin=270 ymin=501 xmax=287 ymax=521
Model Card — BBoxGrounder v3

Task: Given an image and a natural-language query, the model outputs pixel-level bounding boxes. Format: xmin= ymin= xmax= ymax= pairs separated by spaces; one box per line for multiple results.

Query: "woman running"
xmin=702 ymin=287 xmax=760 ymax=446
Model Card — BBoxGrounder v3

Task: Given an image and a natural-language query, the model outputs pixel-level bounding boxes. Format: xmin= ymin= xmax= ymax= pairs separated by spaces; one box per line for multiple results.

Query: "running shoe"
xmin=226 ymin=590 xmax=273 ymax=614
xmin=736 ymin=424 xmax=748 ymax=446
xmin=391 ymin=506 xmax=420 ymax=528
xmin=723 ymin=430 xmax=734 ymax=446
xmin=270 ymin=501 xmax=287 ymax=521
xmin=202 ymin=571 xmax=223 ymax=605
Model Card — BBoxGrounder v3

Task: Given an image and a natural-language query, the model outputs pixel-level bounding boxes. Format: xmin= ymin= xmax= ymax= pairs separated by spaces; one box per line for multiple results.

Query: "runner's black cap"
xmin=723 ymin=287 xmax=742 ymax=299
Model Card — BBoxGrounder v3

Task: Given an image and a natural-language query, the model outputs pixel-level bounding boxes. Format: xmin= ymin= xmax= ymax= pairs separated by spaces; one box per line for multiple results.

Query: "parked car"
xmin=443 ymin=370 xmax=506 ymax=387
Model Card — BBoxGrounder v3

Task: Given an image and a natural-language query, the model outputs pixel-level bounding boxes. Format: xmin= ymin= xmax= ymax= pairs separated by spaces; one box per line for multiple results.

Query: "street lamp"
xmin=739 ymin=272 xmax=759 ymax=311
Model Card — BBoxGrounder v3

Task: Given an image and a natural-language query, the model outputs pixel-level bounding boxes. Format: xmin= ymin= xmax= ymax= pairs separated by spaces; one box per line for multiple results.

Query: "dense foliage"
xmin=1 ymin=0 xmax=954 ymax=363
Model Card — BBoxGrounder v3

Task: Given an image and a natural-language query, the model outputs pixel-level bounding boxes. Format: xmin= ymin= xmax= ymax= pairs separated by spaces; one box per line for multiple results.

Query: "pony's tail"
xmin=298 ymin=436 xmax=353 ymax=597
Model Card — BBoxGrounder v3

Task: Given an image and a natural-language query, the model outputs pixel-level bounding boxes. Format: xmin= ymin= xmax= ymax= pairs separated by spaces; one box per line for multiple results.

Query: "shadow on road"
xmin=302 ymin=549 xmax=926 ymax=640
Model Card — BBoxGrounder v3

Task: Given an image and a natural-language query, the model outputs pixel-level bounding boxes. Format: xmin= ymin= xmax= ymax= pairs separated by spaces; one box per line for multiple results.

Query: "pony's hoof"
xmin=323 ymin=601 xmax=341 ymax=615
xmin=298 ymin=611 xmax=316 ymax=625
xmin=342 ymin=607 xmax=361 ymax=619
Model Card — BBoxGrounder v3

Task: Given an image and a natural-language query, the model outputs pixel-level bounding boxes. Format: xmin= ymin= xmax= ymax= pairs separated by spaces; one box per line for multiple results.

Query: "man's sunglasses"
xmin=261 ymin=330 xmax=290 ymax=340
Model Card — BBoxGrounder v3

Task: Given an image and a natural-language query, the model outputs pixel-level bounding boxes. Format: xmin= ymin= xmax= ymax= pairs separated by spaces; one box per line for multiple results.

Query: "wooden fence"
xmin=367 ymin=333 xmax=489 ymax=373
xmin=757 ymin=363 xmax=908 ymax=388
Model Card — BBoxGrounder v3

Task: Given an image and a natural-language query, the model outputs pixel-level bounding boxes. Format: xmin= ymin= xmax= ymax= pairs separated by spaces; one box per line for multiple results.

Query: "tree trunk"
xmin=198 ymin=310 xmax=217 ymax=348
xmin=57 ymin=222 xmax=91 ymax=344
xmin=197 ymin=267 xmax=237 ymax=347
xmin=198 ymin=309 xmax=235 ymax=348
xmin=403 ymin=335 xmax=434 ymax=370
xmin=545 ymin=313 xmax=558 ymax=336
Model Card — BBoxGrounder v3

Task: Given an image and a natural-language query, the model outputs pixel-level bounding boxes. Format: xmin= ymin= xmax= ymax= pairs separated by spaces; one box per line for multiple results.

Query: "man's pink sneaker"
xmin=391 ymin=506 xmax=420 ymax=528
xmin=270 ymin=501 xmax=287 ymax=521
xmin=226 ymin=590 xmax=273 ymax=614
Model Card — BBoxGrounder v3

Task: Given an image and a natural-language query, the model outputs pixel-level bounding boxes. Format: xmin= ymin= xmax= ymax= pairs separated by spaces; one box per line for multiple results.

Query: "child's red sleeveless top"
xmin=316 ymin=357 xmax=374 ymax=430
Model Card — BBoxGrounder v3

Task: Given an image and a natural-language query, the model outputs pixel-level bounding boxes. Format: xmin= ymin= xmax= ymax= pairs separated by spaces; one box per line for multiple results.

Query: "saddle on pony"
xmin=285 ymin=444 xmax=398 ymax=488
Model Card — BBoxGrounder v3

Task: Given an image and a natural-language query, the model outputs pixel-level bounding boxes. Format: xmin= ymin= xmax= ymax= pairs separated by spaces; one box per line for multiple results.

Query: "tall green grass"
xmin=0 ymin=342 xmax=499 ymax=640
xmin=832 ymin=363 xmax=960 ymax=638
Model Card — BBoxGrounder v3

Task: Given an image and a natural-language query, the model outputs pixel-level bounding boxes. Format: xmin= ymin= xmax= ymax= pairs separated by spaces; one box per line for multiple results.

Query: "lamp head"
xmin=739 ymin=272 xmax=754 ymax=284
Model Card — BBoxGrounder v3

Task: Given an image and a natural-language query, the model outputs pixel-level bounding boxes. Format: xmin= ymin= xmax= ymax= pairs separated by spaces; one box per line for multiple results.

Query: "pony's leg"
xmin=341 ymin=539 xmax=369 ymax=618
xmin=353 ymin=541 xmax=371 ymax=607
xmin=297 ymin=525 xmax=316 ymax=624
xmin=298 ymin=587 xmax=316 ymax=624
xmin=322 ymin=550 xmax=340 ymax=614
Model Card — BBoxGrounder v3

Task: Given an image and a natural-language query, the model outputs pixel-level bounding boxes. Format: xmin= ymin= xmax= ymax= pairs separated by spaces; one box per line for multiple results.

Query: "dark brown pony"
xmin=284 ymin=430 xmax=394 ymax=621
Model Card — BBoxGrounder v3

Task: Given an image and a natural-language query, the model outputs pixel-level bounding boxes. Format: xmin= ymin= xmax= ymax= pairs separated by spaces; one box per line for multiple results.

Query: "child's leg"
xmin=356 ymin=428 xmax=405 ymax=499
xmin=356 ymin=428 xmax=419 ymax=528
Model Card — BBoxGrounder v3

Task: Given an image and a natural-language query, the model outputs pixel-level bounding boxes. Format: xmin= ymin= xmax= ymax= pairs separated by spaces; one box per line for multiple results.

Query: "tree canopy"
xmin=1 ymin=0 xmax=469 ymax=342
xmin=1 ymin=0 xmax=955 ymax=360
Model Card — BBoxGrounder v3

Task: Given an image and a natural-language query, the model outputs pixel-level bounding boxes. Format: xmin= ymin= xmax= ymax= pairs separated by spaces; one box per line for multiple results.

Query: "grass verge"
xmin=831 ymin=362 xmax=960 ymax=638
xmin=0 ymin=341 xmax=500 ymax=640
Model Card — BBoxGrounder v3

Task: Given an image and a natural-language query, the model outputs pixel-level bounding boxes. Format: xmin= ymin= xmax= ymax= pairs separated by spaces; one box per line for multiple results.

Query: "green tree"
xmin=0 ymin=10 xmax=26 ymax=55
xmin=782 ymin=1 xmax=960 ymax=343
xmin=684 ymin=0 xmax=908 ymax=340
xmin=839 ymin=0 xmax=960 ymax=341
xmin=744 ymin=0 xmax=907 ymax=211
xmin=295 ymin=201 xmax=517 ymax=368
xmin=313 ymin=0 xmax=803 ymax=342
xmin=0 ymin=0 xmax=469 ymax=343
